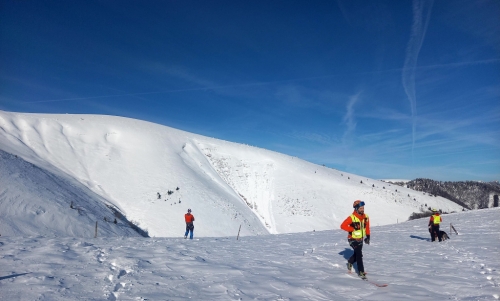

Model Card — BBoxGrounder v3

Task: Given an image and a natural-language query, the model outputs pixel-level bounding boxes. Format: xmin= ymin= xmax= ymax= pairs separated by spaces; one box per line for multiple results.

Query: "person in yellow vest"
xmin=428 ymin=208 xmax=442 ymax=242
xmin=340 ymin=200 xmax=370 ymax=279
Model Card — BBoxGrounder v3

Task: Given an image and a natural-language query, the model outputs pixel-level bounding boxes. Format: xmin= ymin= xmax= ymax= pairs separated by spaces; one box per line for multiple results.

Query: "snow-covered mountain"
xmin=0 ymin=110 xmax=463 ymax=238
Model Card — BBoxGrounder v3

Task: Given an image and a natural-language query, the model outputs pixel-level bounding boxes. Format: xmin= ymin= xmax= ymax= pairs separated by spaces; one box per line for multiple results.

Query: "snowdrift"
xmin=0 ymin=150 xmax=144 ymax=237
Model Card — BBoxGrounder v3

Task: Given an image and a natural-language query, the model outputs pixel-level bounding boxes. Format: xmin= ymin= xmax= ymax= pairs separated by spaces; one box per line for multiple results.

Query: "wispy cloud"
xmin=342 ymin=92 xmax=361 ymax=142
xmin=142 ymin=63 xmax=219 ymax=89
xmin=361 ymin=109 xmax=499 ymax=156
xmin=274 ymin=85 xmax=348 ymax=112
xmin=362 ymin=107 xmax=412 ymax=122
xmin=287 ymin=131 xmax=337 ymax=145
xmin=300 ymin=102 xmax=500 ymax=180
xmin=16 ymin=56 xmax=499 ymax=105
xmin=336 ymin=0 xmax=352 ymax=26
xmin=402 ymin=0 xmax=434 ymax=159
xmin=275 ymin=85 xmax=304 ymax=106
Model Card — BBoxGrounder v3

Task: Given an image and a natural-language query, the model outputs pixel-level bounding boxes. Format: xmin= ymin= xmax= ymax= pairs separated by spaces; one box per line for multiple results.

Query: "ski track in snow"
xmin=1 ymin=209 xmax=499 ymax=300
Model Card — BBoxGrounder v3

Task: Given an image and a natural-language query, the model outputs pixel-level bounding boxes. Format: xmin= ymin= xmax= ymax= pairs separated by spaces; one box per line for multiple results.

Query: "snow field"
xmin=1 ymin=208 xmax=498 ymax=300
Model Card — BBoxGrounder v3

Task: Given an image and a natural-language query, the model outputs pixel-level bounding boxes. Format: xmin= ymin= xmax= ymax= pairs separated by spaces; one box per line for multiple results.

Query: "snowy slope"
xmin=0 ymin=150 xmax=143 ymax=237
xmin=1 ymin=208 xmax=498 ymax=300
xmin=0 ymin=110 xmax=463 ymax=237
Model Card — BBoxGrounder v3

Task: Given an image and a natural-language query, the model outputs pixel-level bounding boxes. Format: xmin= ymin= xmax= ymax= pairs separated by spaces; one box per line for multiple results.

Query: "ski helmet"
xmin=353 ymin=200 xmax=365 ymax=209
xmin=431 ymin=208 xmax=437 ymax=212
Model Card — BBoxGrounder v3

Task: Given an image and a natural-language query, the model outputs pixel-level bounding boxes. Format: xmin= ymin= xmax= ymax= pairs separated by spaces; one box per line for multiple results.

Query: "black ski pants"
xmin=430 ymin=225 xmax=442 ymax=242
xmin=348 ymin=239 xmax=364 ymax=273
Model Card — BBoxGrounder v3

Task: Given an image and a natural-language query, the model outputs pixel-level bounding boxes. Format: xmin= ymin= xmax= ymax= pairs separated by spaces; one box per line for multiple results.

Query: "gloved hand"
xmin=353 ymin=223 xmax=360 ymax=230
xmin=364 ymin=235 xmax=370 ymax=244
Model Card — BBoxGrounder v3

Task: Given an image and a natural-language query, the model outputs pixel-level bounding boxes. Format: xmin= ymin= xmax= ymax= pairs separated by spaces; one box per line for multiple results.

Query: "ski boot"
xmin=346 ymin=262 xmax=353 ymax=272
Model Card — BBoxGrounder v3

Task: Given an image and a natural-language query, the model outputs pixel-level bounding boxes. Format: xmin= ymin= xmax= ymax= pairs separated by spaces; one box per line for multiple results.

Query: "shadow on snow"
xmin=410 ymin=235 xmax=431 ymax=241
xmin=338 ymin=248 xmax=353 ymax=261
xmin=0 ymin=273 xmax=31 ymax=281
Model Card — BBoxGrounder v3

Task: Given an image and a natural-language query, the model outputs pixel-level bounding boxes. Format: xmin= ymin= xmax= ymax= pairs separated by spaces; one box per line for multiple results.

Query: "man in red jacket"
xmin=428 ymin=208 xmax=442 ymax=242
xmin=184 ymin=209 xmax=195 ymax=239
xmin=341 ymin=200 xmax=370 ymax=279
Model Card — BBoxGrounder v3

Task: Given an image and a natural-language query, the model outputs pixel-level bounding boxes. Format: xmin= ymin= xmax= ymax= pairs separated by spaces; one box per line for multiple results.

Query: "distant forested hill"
xmin=386 ymin=179 xmax=500 ymax=210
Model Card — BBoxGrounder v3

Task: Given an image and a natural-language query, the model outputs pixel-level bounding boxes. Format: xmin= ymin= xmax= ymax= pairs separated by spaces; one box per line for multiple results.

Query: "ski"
xmin=363 ymin=279 xmax=388 ymax=287
xmin=346 ymin=271 xmax=388 ymax=287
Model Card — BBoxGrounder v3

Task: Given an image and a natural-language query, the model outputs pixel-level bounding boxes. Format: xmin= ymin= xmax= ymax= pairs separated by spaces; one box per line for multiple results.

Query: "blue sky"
xmin=1 ymin=0 xmax=499 ymax=181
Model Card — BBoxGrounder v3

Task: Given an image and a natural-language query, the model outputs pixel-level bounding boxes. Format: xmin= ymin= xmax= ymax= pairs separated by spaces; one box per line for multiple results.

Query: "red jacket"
xmin=185 ymin=213 xmax=195 ymax=223
xmin=341 ymin=211 xmax=370 ymax=240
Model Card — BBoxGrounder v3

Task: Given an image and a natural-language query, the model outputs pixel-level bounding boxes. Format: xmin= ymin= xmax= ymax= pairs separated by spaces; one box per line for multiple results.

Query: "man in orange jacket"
xmin=184 ymin=209 xmax=195 ymax=239
xmin=341 ymin=200 xmax=370 ymax=279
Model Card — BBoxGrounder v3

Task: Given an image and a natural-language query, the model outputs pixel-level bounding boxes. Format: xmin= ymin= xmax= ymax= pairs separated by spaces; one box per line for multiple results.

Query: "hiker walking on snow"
xmin=428 ymin=208 xmax=442 ymax=242
xmin=184 ymin=209 xmax=195 ymax=239
xmin=341 ymin=200 xmax=371 ymax=279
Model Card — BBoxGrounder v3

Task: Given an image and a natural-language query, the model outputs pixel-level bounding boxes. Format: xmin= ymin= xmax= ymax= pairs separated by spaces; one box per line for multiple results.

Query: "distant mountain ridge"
xmin=385 ymin=178 xmax=500 ymax=210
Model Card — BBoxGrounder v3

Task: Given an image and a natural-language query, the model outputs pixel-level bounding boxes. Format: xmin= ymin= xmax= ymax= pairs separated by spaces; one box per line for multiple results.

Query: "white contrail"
xmin=402 ymin=0 xmax=434 ymax=160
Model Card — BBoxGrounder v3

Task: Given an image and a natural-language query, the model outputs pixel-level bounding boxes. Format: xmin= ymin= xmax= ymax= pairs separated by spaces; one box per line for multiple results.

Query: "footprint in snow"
xmin=117 ymin=269 xmax=127 ymax=279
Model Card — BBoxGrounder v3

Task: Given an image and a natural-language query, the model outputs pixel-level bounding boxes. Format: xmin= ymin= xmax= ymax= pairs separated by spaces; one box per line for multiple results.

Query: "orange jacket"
xmin=341 ymin=211 xmax=370 ymax=240
xmin=185 ymin=213 xmax=195 ymax=223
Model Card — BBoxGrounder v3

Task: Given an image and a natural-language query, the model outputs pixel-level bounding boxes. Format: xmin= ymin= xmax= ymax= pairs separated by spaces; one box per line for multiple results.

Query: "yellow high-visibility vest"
xmin=350 ymin=214 xmax=369 ymax=239
xmin=432 ymin=214 xmax=441 ymax=225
